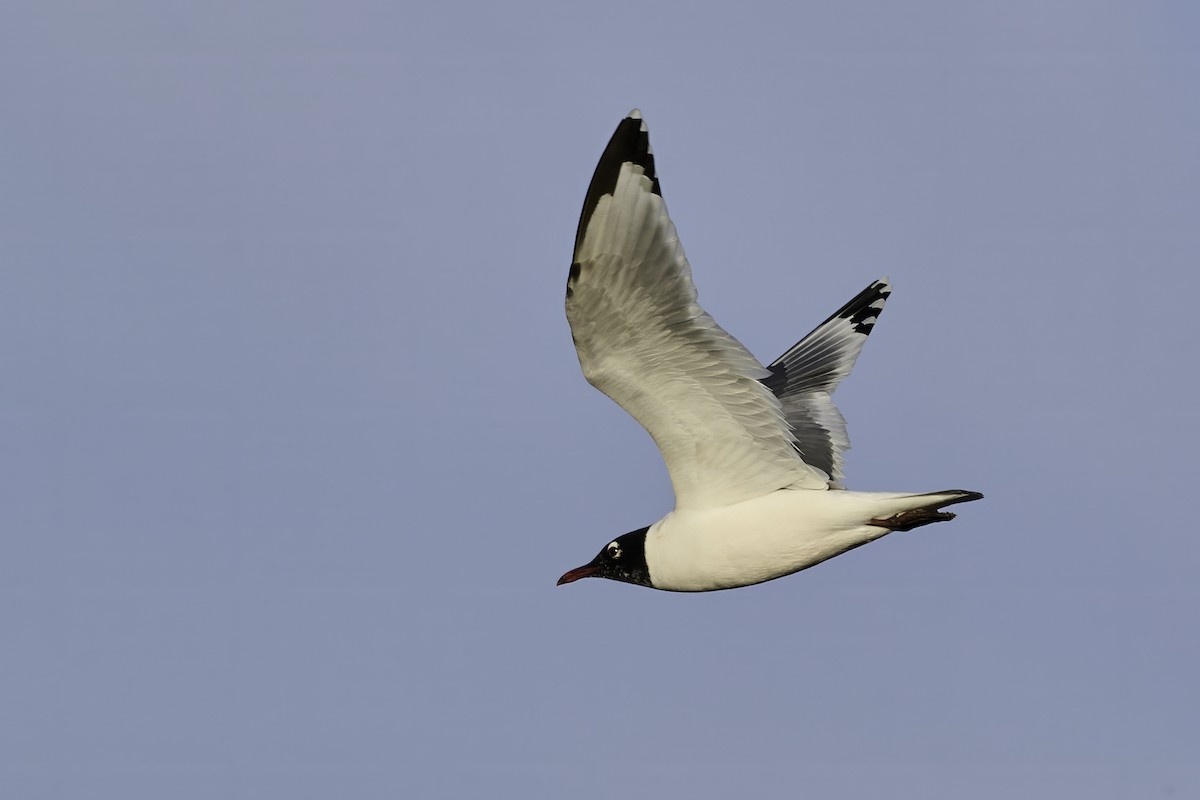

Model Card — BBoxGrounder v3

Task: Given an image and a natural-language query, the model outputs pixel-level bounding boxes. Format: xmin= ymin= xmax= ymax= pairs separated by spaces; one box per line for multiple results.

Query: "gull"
xmin=557 ymin=111 xmax=981 ymax=592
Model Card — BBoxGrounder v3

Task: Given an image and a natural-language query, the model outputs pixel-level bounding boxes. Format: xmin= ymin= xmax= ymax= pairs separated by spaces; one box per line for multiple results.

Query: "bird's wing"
xmin=566 ymin=111 xmax=828 ymax=510
xmin=761 ymin=279 xmax=891 ymax=487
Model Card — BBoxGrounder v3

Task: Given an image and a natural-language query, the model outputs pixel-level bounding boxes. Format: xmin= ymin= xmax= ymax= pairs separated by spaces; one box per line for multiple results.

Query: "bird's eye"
xmin=606 ymin=542 xmax=622 ymax=559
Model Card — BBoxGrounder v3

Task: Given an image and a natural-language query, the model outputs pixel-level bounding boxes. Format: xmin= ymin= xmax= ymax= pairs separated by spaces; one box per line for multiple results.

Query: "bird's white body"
xmin=557 ymin=111 xmax=981 ymax=592
xmin=646 ymin=488 xmax=962 ymax=592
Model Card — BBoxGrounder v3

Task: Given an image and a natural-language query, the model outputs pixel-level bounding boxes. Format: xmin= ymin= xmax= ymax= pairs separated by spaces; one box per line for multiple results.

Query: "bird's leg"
xmin=868 ymin=509 xmax=956 ymax=532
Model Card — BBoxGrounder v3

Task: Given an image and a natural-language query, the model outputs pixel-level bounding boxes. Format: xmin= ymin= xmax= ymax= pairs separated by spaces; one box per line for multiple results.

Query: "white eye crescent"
xmin=606 ymin=541 xmax=622 ymax=559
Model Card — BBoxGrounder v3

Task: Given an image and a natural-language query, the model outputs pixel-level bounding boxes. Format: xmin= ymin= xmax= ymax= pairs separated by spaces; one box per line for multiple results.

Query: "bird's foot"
xmin=869 ymin=509 xmax=956 ymax=532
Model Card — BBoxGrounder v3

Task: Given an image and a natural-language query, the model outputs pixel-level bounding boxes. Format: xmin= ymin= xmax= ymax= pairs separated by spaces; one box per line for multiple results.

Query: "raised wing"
xmin=762 ymin=279 xmax=891 ymax=487
xmin=566 ymin=111 xmax=828 ymax=510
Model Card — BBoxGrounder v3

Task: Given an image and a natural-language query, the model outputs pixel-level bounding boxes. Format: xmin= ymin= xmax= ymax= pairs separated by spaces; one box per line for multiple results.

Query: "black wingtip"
xmin=573 ymin=112 xmax=660 ymax=256
xmin=827 ymin=277 xmax=892 ymax=336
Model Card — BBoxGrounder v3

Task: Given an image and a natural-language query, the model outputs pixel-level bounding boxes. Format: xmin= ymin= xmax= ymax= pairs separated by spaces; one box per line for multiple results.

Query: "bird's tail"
xmin=900 ymin=489 xmax=984 ymax=509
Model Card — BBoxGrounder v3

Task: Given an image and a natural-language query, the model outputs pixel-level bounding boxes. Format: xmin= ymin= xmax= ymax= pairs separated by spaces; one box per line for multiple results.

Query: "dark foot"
xmin=869 ymin=509 xmax=956 ymax=532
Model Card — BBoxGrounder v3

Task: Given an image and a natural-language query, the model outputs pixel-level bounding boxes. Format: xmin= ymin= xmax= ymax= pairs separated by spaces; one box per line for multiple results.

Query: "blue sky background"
xmin=3 ymin=2 xmax=1198 ymax=798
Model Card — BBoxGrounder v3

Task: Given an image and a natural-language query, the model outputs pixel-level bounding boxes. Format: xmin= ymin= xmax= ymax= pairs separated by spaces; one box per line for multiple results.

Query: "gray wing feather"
xmin=762 ymin=279 xmax=891 ymax=486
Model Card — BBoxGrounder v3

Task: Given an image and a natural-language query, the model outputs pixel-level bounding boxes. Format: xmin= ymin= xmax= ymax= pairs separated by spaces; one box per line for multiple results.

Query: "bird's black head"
xmin=557 ymin=527 xmax=651 ymax=589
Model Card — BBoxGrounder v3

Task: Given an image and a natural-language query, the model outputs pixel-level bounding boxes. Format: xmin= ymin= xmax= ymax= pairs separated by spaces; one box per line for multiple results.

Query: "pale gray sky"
xmin=2 ymin=2 xmax=1198 ymax=798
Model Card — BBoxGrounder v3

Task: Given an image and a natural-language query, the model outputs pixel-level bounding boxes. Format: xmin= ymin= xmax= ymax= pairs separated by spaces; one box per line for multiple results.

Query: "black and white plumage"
xmin=557 ymin=111 xmax=981 ymax=592
xmin=763 ymin=278 xmax=892 ymax=488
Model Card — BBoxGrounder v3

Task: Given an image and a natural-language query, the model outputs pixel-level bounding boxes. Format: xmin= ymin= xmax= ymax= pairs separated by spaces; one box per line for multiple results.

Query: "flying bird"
xmin=557 ymin=110 xmax=981 ymax=592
